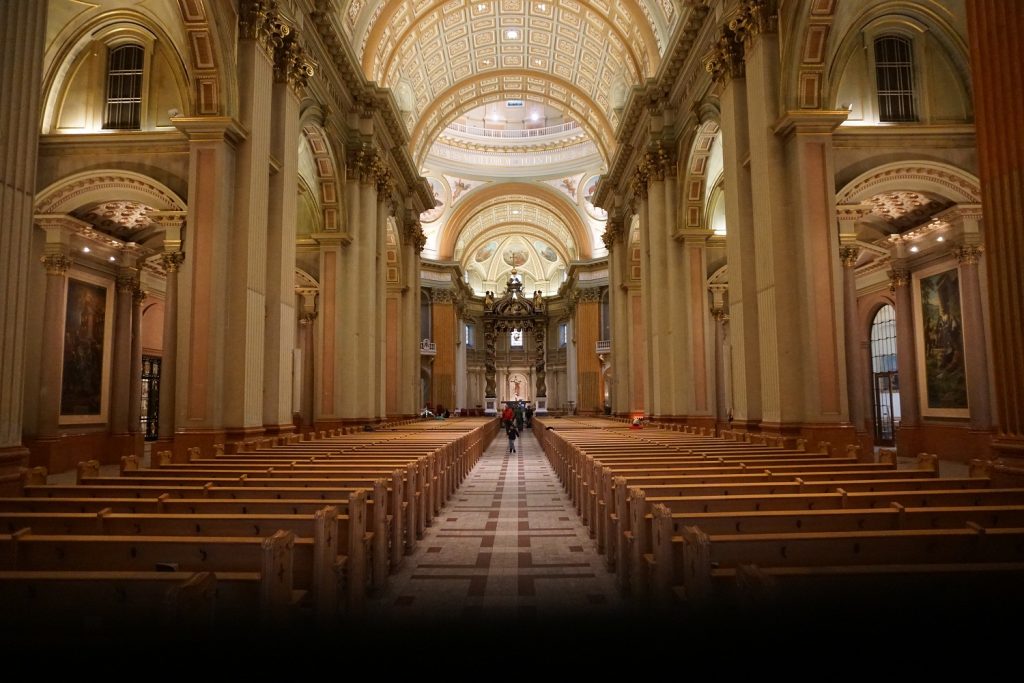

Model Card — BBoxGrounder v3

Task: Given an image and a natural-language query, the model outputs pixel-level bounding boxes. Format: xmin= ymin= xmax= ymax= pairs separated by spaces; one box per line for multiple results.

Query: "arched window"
xmin=874 ymin=35 xmax=917 ymax=122
xmin=104 ymin=44 xmax=145 ymax=130
xmin=870 ymin=304 xmax=901 ymax=445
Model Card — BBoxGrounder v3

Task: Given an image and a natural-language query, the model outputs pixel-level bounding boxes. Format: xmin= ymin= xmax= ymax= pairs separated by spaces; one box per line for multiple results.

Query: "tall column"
xmin=157 ymin=252 xmax=183 ymax=441
xmin=0 ymin=0 xmax=46 ymax=489
xmin=355 ymin=157 xmax=380 ymax=421
xmin=955 ymin=242 xmax=993 ymax=432
xmin=634 ymin=169 xmax=656 ymax=415
xmin=127 ymin=283 xmax=146 ymax=455
xmin=576 ymin=288 xmax=603 ymax=414
xmin=565 ymin=311 xmax=579 ymax=413
xmin=840 ymin=245 xmax=867 ymax=437
xmin=708 ymin=24 xmax=761 ymax=428
xmin=889 ymin=263 xmax=921 ymax=454
xmin=603 ymin=217 xmax=630 ymax=415
xmin=224 ymin=3 xmax=281 ymax=438
xmin=263 ymin=33 xmax=310 ymax=434
xmin=338 ymin=161 xmax=361 ymax=420
xmin=646 ymin=153 xmax=671 ymax=417
xmin=316 ymin=235 xmax=348 ymax=425
xmin=455 ymin=312 xmax=468 ymax=412
xmin=966 ymin=0 xmax=1024 ymax=456
xmin=171 ymin=117 xmax=242 ymax=458
xmin=298 ymin=311 xmax=316 ymax=428
xmin=402 ymin=219 xmax=425 ymax=417
xmin=110 ymin=273 xmax=136 ymax=448
xmin=374 ymin=186 xmax=389 ymax=421
xmin=663 ymin=167 xmax=686 ymax=419
xmin=681 ymin=232 xmax=712 ymax=422
xmin=431 ymin=289 xmax=457 ymax=413
xmin=711 ymin=302 xmax=730 ymax=429
xmin=36 ymin=251 xmax=72 ymax=438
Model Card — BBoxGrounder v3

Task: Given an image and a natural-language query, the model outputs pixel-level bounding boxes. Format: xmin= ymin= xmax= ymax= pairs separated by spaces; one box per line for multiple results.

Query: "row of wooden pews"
xmin=535 ymin=416 xmax=1024 ymax=613
xmin=1 ymin=418 xmax=500 ymax=628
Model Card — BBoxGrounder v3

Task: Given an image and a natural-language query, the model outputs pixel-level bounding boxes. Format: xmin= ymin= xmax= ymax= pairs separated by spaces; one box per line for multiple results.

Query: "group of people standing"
xmin=502 ymin=401 xmax=533 ymax=453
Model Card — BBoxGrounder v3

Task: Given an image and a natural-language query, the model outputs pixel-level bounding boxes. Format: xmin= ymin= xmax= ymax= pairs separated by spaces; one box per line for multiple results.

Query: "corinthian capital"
xmin=705 ymin=25 xmax=745 ymax=85
xmin=41 ymin=254 xmax=72 ymax=275
xmin=954 ymin=244 xmax=984 ymax=266
xmin=839 ymin=245 xmax=861 ymax=268
xmin=888 ymin=267 xmax=910 ymax=292
xmin=161 ymin=252 xmax=185 ymax=273
xmin=275 ymin=33 xmax=317 ymax=91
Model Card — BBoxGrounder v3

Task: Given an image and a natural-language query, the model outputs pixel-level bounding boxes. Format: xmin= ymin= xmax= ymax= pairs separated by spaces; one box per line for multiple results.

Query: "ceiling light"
xmin=505 ymin=29 xmax=519 ymax=39
xmin=512 ymin=210 xmax=520 ymax=215
xmin=936 ymin=236 xmax=945 ymax=242
xmin=109 ymin=256 xmax=116 ymax=261
xmin=538 ymin=3 xmax=547 ymax=10
xmin=530 ymin=112 xmax=540 ymax=121
xmin=82 ymin=247 xmax=90 ymax=253
xmin=910 ymin=245 xmax=919 ymax=253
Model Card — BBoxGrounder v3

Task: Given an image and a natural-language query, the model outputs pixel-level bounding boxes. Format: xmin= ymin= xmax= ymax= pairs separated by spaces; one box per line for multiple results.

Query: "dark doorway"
xmin=141 ymin=355 xmax=161 ymax=441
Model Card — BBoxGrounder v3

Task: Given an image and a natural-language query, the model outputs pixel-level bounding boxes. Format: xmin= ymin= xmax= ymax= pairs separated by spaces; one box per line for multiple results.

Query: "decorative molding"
xmin=275 ymin=33 xmax=317 ymax=93
xmin=704 ymin=25 xmax=745 ymax=85
xmin=430 ymin=288 xmax=458 ymax=305
xmin=577 ymin=287 xmax=604 ymax=303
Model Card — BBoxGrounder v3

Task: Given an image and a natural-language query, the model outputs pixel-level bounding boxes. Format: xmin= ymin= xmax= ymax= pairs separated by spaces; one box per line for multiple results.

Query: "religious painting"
xmin=534 ymin=240 xmax=558 ymax=262
xmin=474 ymin=240 xmax=498 ymax=263
xmin=913 ymin=263 xmax=969 ymax=417
xmin=502 ymin=244 xmax=529 ymax=268
xmin=60 ymin=276 xmax=113 ymax=423
xmin=420 ymin=177 xmax=448 ymax=223
xmin=581 ymin=174 xmax=607 ymax=220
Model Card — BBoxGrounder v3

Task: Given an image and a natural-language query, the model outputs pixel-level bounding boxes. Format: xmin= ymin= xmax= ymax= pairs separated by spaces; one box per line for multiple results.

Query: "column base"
xmin=263 ymin=423 xmax=297 ymax=437
xmin=484 ymin=398 xmax=497 ymax=415
xmin=535 ymin=397 xmax=547 ymax=414
xmin=224 ymin=426 xmax=266 ymax=443
xmin=0 ymin=445 xmax=30 ymax=496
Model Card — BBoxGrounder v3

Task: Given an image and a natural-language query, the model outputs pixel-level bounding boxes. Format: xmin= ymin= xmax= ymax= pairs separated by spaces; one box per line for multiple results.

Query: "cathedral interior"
xmin=0 ymin=0 xmax=1022 ymax=647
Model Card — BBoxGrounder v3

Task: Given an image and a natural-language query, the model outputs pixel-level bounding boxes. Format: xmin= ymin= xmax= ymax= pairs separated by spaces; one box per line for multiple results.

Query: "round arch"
xmin=836 ymin=161 xmax=981 ymax=206
xmin=436 ymin=182 xmax=593 ymax=261
xmin=299 ymin=120 xmax=344 ymax=232
xmin=36 ymin=169 xmax=187 ymax=214
xmin=681 ymin=120 xmax=722 ymax=231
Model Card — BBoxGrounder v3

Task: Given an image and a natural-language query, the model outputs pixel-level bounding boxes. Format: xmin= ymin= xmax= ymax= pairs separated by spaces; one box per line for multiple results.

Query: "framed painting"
xmin=912 ymin=262 xmax=969 ymax=418
xmin=60 ymin=272 xmax=114 ymax=424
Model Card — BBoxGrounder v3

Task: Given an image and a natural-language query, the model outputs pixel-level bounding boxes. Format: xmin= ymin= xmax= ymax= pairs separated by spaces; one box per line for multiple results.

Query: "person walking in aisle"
xmin=506 ymin=423 xmax=519 ymax=453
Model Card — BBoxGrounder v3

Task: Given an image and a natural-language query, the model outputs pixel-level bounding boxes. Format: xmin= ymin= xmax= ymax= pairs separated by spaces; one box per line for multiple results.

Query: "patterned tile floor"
xmin=368 ymin=428 xmax=624 ymax=623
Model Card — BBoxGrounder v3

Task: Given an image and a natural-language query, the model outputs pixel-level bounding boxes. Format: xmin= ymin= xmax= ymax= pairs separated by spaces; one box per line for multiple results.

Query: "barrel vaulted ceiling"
xmin=339 ymin=0 xmax=683 ymax=164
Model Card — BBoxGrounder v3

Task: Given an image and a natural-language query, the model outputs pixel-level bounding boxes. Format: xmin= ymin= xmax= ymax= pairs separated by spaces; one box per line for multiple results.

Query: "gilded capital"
xmin=578 ymin=287 xmax=603 ymax=303
xmin=710 ymin=306 xmax=730 ymax=322
xmin=41 ymin=254 xmax=72 ymax=275
xmin=116 ymin=275 xmax=137 ymax=294
xmin=839 ymin=245 xmax=861 ymax=268
xmin=299 ymin=311 xmax=318 ymax=326
xmin=731 ymin=0 xmax=779 ymax=48
xmin=274 ymin=33 xmax=317 ymax=91
xmin=239 ymin=0 xmax=286 ymax=53
xmin=161 ymin=252 xmax=185 ymax=273
xmin=132 ymin=286 xmax=148 ymax=306
xmin=888 ymin=267 xmax=910 ymax=292
xmin=705 ymin=25 xmax=745 ymax=85
xmin=954 ymin=244 xmax=984 ymax=266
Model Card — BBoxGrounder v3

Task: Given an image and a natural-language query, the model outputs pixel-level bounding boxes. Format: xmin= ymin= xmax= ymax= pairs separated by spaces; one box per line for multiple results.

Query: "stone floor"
xmin=368 ymin=427 xmax=624 ymax=623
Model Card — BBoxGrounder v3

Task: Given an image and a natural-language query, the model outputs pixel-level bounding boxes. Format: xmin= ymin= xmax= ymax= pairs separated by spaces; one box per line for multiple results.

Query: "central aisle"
xmin=370 ymin=425 xmax=623 ymax=621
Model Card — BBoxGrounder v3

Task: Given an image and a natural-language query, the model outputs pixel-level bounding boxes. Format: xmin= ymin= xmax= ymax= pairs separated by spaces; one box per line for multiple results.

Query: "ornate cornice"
xmin=839 ymin=246 xmax=861 ymax=269
xmin=730 ymin=0 xmax=778 ymax=50
xmin=954 ymin=244 xmax=984 ymax=266
xmin=41 ymin=254 xmax=72 ymax=276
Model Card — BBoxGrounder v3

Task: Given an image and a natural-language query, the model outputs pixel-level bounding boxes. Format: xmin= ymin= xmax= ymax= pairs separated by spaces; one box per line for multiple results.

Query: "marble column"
xmin=172 ymin=117 xmax=242 ymax=458
xmin=157 ymin=252 xmax=183 ymax=441
xmin=966 ymin=0 xmax=1024 ymax=455
xmin=634 ymin=171 xmax=657 ymax=415
xmin=110 ymin=273 xmax=136 ymax=440
xmin=374 ymin=188 xmax=388 ymax=420
xmin=889 ymin=264 xmax=920 ymax=431
xmin=711 ymin=304 xmax=730 ymax=429
xmin=955 ymin=243 xmax=993 ymax=432
xmin=663 ymin=169 xmax=686 ymax=419
xmin=0 ymin=0 xmax=46 ymax=487
xmin=37 ymin=251 xmax=73 ymax=438
xmin=646 ymin=157 xmax=670 ymax=417
xmin=224 ymin=4 xmax=280 ymax=437
xmin=263 ymin=34 xmax=307 ymax=434
xmin=128 ymin=284 xmax=146 ymax=452
xmin=356 ymin=162 xmax=380 ymax=421
xmin=338 ymin=163 xmax=361 ymax=420
xmin=709 ymin=25 xmax=761 ymax=427
xmin=403 ymin=219 xmax=425 ymax=417
xmin=840 ymin=245 xmax=868 ymax=436
xmin=316 ymin=234 xmax=348 ymax=424
xmin=299 ymin=311 xmax=316 ymax=428
xmin=603 ymin=217 xmax=630 ymax=415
